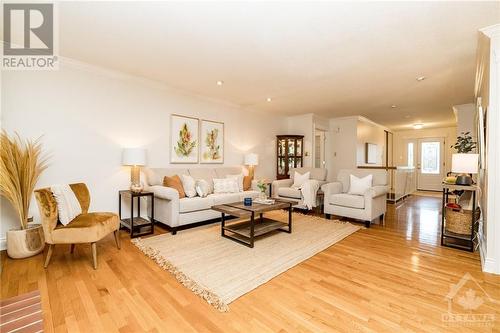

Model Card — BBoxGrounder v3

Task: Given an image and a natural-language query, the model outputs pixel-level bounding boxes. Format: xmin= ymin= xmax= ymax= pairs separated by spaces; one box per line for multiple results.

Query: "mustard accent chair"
xmin=34 ymin=183 xmax=120 ymax=269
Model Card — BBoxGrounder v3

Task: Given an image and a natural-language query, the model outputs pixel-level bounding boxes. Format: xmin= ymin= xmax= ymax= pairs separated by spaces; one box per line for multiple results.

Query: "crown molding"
xmin=480 ymin=23 xmax=500 ymax=38
xmin=58 ymin=57 xmax=249 ymax=111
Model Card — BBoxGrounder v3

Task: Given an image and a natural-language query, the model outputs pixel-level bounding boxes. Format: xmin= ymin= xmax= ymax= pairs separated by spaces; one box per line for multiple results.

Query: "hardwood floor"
xmin=2 ymin=195 xmax=500 ymax=332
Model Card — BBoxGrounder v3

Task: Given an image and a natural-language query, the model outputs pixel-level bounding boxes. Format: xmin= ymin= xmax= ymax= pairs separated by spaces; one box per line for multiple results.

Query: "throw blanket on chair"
xmin=295 ymin=179 xmax=320 ymax=210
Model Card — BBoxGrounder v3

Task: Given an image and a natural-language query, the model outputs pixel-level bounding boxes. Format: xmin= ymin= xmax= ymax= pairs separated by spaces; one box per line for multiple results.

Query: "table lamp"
xmin=244 ymin=153 xmax=259 ymax=179
xmin=452 ymin=153 xmax=478 ymax=186
xmin=122 ymin=148 xmax=147 ymax=192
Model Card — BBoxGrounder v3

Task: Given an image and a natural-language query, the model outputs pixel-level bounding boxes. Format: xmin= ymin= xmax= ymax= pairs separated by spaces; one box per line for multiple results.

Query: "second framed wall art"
xmin=200 ymin=120 xmax=224 ymax=164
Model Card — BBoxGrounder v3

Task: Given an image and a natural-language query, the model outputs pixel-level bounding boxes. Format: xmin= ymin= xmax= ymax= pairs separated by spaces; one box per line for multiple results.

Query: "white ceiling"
xmin=56 ymin=2 xmax=500 ymax=129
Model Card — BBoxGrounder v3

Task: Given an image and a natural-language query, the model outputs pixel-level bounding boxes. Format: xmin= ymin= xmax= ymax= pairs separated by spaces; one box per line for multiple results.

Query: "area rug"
xmin=132 ymin=211 xmax=360 ymax=312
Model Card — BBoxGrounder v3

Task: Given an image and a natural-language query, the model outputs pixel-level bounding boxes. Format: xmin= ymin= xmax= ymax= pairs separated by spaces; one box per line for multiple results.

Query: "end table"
xmin=119 ymin=190 xmax=154 ymax=238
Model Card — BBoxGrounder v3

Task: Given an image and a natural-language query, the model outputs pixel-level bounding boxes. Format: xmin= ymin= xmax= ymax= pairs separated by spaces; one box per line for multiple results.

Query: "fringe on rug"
xmin=131 ymin=238 xmax=230 ymax=312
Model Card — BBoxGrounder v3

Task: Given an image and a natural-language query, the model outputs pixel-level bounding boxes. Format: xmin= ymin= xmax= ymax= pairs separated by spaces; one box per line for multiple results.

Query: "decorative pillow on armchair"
xmin=51 ymin=184 xmax=82 ymax=226
xmin=292 ymin=171 xmax=310 ymax=188
xmin=348 ymin=174 xmax=373 ymax=195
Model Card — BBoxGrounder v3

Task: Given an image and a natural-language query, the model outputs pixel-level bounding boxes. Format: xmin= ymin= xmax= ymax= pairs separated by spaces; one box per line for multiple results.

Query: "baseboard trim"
xmin=0 ymin=237 xmax=6 ymax=251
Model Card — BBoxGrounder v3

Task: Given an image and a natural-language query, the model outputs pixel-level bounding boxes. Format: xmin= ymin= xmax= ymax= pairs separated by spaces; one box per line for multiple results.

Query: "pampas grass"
xmin=0 ymin=132 xmax=48 ymax=230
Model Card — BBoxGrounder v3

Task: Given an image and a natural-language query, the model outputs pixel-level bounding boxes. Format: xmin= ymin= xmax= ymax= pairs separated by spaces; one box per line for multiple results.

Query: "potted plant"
xmin=257 ymin=180 xmax=269 ymax=199
xmin=451 ymin=132 xmax=477 ymax=153
xmin=0 ymin=132 xmax=48 ymax=258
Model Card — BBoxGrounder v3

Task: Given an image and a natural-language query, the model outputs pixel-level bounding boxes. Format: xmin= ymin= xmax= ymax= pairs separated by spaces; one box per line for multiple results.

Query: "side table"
xmin=441 ymin=184 xmax=479 ymax=252
xmin=119 ymin=190 xmax=154 ymax=238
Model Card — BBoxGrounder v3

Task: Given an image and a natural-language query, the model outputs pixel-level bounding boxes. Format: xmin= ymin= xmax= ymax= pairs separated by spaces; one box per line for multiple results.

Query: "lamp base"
xmin=455 ymin=174 xmax=473 ymax=186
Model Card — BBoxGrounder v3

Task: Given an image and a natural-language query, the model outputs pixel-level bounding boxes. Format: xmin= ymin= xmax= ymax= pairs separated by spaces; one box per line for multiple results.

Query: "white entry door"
xmin=417 ymin=138 xmax=445 ymax=191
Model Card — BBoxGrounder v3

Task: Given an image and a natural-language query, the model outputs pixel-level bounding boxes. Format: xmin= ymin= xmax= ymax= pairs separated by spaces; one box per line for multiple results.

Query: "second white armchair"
xmin=322 ymin=169 xmax=389 ymax=227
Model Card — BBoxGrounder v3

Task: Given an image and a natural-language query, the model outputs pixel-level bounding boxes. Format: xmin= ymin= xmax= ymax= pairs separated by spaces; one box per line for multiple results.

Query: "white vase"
xmin=7 ymin=225 xmax=45 ymax=259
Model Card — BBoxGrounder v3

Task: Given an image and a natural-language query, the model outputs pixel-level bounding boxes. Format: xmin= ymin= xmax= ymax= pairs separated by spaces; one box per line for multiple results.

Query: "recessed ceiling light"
xmin=216 ymin=80 xmax=224 ymax=86
xmin=266 ymin=97 xmax=272 ymax=102
xmin=413 ymin=123 xmax=424 ymax=129
xmin=416 ymin=76 xmax=426 ymax=82
xmin=391 ymin=105 xmax=397 ymax=108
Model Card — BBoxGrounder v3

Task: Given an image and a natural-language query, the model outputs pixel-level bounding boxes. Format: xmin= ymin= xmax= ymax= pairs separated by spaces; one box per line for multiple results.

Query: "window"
xmin=421 ymin=141 xmax=440 ymax=174
xmin=407 ymin=142 xmax=414 ymax=167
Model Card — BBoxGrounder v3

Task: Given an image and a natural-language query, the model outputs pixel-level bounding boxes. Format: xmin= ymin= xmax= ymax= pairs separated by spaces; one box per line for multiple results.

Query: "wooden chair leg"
xmin=114 ymin=230 xmax=121 ymax=249
xmin=91 ymin=242 xmax=97 ymax=270
xmin=44 ymin=244 xmax=54 ymax=268
xmin=70 ymin=244 xmax=75 ymax=254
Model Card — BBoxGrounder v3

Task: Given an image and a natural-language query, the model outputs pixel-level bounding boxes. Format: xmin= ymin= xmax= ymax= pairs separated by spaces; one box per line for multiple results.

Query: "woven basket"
xmin=445 ymin=207 xmax=480 ymax=235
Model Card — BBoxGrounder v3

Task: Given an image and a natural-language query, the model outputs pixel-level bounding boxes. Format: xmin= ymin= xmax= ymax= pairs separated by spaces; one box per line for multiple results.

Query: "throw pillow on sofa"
xmin=226 ymin=173 xmax=244 ymax=192
xmin=163 ymin=175 xmax=186 ymax=198
xmin=292 ymin=171 xmax=310 ymax=188
xmin=195 ymin=179 xmax=210 ymax=198
xmin=181 ymin=174 xmax=197 ymax=198
xmin=348 ymin=174 xmax=373 ymax=195
xmin=213 ymin=178 xmax=239 ymax=194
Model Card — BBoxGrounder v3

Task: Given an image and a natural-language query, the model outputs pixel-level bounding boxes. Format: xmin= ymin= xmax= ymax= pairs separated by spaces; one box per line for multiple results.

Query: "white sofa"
xmin=271 ymin=167 xmax=328 ymax=204
xmin=144 ymin=167 xmax=260 ymax=234
xmin=321 ymin=169 xmax=389 ymax=227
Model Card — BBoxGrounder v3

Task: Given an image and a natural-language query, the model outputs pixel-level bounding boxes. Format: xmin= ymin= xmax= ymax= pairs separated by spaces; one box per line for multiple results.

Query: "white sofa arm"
xmin=366 ymin=185 xmax=389 ymax=198
xmin=271 ymin=179 xmax=293 ymax=197
xmin=321 ymin=182 xmax=343 ymax=197
xmin=147 ymin=185 xmax=180 ymax=201
xmin=146 ymin=185 xmax=180 ymax=228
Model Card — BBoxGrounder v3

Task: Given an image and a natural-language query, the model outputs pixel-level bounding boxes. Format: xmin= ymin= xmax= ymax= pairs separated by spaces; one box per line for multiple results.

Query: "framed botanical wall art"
xmin=170 ymin=114 xmax=199 ymax=163
xmin=200 ymin=120 xmax=224 ymax=164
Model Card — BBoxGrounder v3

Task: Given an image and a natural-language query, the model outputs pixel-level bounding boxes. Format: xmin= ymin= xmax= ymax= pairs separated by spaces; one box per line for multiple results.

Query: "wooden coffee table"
xmin=212 ymin=200 xmax=293 ymax=248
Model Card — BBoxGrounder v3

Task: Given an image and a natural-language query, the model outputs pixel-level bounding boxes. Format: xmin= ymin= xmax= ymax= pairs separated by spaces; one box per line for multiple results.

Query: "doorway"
xmin=416 ymin=137 xmax=445 ymax=191
xmin=314 ymin=129 xmax=326 ymax=169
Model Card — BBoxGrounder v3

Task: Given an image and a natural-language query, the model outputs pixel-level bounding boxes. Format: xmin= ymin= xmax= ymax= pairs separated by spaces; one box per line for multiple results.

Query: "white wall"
xmin=356 ymin=117 xmax=386 ymax=167
xmin=0 ymin=59 xmax=286 ymax=249
xmin=453 ymin=103 xmax=476 ymax=139
xmin=328 ymin=117 xmax=358 ymax=180
xmin=393 ymin=127 xmax=457 ymax=174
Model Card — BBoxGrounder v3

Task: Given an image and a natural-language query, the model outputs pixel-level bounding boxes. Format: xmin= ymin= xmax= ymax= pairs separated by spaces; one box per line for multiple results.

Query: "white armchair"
xmin=272 ymin=167 xmax=328 ymax=206
xmin=322 ymin=169 xmax=389 ymax=227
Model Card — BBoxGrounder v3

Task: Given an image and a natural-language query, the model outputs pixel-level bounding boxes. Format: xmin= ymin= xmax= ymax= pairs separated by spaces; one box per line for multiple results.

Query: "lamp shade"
xmin=244 ymin=153 xmax=259 ymax=166
xmin=122 ymin=148 xmax=147 ymax=166
xmin=452 ymin=153 xmax=478 ymax=174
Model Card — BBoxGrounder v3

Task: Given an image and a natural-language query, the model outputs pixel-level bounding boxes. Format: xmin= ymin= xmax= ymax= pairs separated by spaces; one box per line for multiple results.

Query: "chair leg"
xmin=70 ymin=244 xmax=75 ymax=254
xmin=91 ymin=242 xmax=97 ymax=270
xmin=325 ymin=213 xmax=331 ymax=220
xmin=114 ymin=230 xmax=121 ymax=249
xmin=365 ymin=221 xmax=371 ymax=228
xmin=44 ymin=244 xmax=54 ymax=268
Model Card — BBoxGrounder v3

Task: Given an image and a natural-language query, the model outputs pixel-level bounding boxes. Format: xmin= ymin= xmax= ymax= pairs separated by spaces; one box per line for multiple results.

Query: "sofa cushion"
xmin=179 ymin=197 xmax=214 ymax=213
xmin=278 ymin=187 xmax=302 ymax=199
xmin=208 ymin=193 xmax=241 ymax=205
xmin=329 ymin=193 xmax=365 ymax=209
xmin=188 ymin=168 xmax=217 ymax=193
xmin=215 ymin=167 xmax=244 ymax=178
xmin=145 ymin=168 xmax=189 ymax=186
